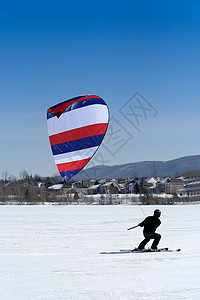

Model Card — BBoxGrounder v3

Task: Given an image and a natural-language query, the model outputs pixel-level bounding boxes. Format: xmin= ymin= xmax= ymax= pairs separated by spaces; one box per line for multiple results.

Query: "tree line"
xmin=0 ymin=171 xmax=60 ymax=204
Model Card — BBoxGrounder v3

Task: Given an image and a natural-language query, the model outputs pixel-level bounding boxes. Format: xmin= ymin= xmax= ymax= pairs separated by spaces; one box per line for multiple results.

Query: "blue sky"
xmin=1 ymin=0 xmax=200 ymax=178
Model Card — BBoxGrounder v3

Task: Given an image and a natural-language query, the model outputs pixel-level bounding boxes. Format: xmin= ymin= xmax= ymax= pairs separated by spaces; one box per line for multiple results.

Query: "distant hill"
xmin=73 ymin=155 xmax=200 ymax=180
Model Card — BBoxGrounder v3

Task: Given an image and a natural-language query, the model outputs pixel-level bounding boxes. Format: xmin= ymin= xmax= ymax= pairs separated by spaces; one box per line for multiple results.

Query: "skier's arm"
xmin=138 ymin=222 xmax=144 ymax=227
xmin=127 ymin=217 xmax=147 ymax=230
xmin=138 ymin=218 xmax=147 ymax=227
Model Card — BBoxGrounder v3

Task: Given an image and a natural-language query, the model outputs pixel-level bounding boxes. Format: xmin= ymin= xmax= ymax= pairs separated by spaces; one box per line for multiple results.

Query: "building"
xmin=149 ymin=177 xmax=184 ymax=194
xmin=87 ymin=181 xmax=121 ymax=195
xmin=177 ymin=181 xmax=200 ymax=197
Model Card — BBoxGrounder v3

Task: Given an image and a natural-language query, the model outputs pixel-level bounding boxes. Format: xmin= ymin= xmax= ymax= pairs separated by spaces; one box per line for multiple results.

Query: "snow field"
xmin=0 ymin=204 xmax=200 ymax=299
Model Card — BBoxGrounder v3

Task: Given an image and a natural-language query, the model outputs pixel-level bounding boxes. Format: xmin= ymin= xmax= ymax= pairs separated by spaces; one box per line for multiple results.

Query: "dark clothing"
xmin=138 ymin=233 xmax=161 ymax=250
xmin=138 ymin=216 xmax=161 ymax=250
xmin=138 ymin=216 xmax=161 ymax=234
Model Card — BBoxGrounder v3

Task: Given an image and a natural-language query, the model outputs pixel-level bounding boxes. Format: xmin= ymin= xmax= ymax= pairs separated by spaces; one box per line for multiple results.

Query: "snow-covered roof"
xmin=149 ymin=185 xmax=156 ymax=189
xmin=87 ymin=184 xmax=100 ymax=190
xmin=187 ymin=181 xmax=200 ymax=186
xmin=102 ymin=181 xmax=120 ymax=187
xmin=48 ymin=184 xmax=63 ymax=190
xmin=147 ymin=177 xmax=157 ymax=185
xmin=158 ymin=177 xmax=170 ymax=184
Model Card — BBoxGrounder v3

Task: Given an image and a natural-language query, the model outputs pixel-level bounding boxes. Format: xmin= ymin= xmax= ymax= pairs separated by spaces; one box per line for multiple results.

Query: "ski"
xmin=120 ymin=248 xmax=181 ymax=253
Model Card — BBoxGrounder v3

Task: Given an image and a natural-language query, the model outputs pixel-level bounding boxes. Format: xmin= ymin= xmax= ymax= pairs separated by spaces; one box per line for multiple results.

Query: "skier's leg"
xmin=151 ymin=233 xmax=161 ymax=249
xmin=138 ymin=237 xmax=151 ymax=250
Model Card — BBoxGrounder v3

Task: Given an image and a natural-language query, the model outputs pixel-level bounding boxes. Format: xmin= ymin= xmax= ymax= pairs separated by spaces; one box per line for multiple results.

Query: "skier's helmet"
xmin=154 ymin=209 xmax=161 ymax=217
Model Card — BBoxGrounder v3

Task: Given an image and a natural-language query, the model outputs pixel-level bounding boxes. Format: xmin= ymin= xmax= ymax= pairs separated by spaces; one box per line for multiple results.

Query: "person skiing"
xmin=137 ymin=209 xmax=161 ymax=250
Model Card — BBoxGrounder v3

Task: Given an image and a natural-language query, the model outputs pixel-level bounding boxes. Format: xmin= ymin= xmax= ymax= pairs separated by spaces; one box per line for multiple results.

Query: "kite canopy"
xmin=47 ymin=95 xmax=109 ymax=181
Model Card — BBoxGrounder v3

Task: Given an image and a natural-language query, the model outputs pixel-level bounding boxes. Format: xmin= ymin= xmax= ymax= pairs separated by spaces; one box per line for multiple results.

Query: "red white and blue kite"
xmin=47 ymin=95 xmax=109 ymax=181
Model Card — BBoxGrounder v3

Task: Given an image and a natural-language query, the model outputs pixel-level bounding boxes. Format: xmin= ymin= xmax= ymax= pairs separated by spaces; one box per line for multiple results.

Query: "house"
xmin=153 ymin=177 xmax=184 ymax=194
xmin=147 ymin=177 xmax=158 ymax=194
xmin=87 ymin=180 xmax=121 ymax=195
xmin=101 ymin=181 xmax=121 ymax=194
xmin=127 ymin=178 xmax=140 ymax=193
xmin=71 ymin=181 xmax=88 ymax=194
xmin=177 ymin=181 xmax=200 ymax=197
xmin=146 ymin=177 xmax=159 ymax=186
xmin=169 ymin=178 xmax=184 ymax=194
xmin=156 ymin=177 xmax=171 ymax=193
xmin=87 ymin=184 xmax=101 ymax=195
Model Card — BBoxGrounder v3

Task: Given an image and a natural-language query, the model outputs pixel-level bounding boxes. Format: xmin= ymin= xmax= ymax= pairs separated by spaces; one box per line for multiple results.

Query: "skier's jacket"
xmin=138 ymin=216 xmax=161 ymax=234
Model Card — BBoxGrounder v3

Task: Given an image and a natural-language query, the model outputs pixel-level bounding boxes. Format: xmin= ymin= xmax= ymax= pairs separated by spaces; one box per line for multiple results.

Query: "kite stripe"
xmin=49 ymin=123 xmax=108 ymax=146
xmin=47 ymin=104 xmax=108 ymax=136
xmin=51 ymin=135 xmax=104 ymax=155
xmin=57 ymin=158 xmax=91 ymax=172
xmin=60 ymin=169 xmax=83 ymax=180
xmin=54 ymin=147 xmax=99 ymax=164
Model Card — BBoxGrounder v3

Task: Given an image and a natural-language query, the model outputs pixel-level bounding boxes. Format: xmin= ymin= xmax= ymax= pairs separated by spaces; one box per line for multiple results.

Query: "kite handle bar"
xmin=127 ymin=225 xmax=139 ymax=231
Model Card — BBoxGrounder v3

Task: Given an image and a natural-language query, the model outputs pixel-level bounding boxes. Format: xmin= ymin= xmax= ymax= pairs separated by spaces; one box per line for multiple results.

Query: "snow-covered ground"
xmin=0 ymin=204 xmax=200 ymax=299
